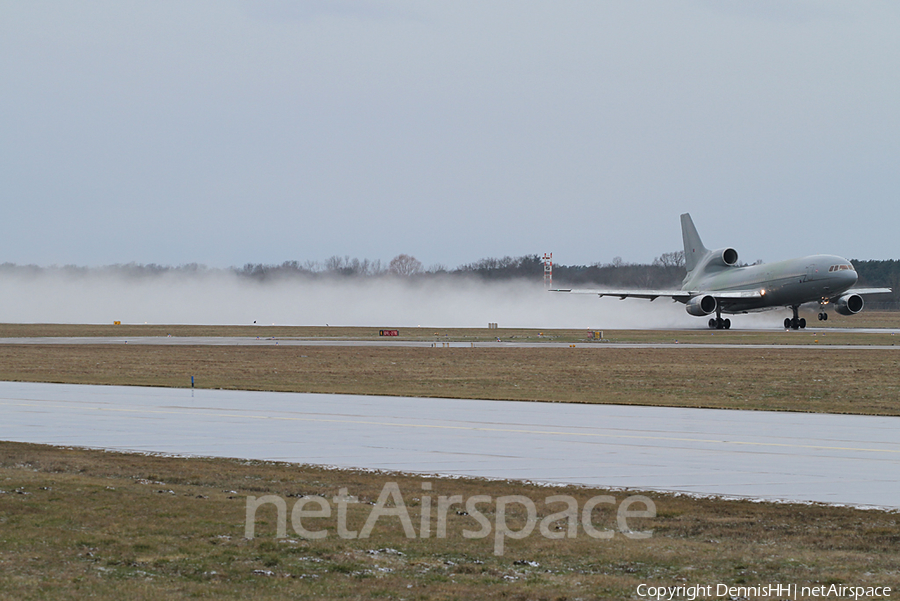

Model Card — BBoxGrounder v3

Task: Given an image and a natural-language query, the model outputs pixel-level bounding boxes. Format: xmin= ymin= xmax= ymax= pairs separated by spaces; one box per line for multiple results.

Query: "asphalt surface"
xmin=0 ymin=335 xmax=898 ymax=350
xmin=1 ymin=382 xmax=897 ymax=509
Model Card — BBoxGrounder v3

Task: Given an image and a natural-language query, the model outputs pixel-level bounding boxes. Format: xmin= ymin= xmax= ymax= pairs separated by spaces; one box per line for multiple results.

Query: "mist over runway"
xmin=1 ymin=382 xmax=897 ymax=509
xmin=0 ymin=270 xmax=690 ymax=328
xmin=0 ymin=270 xmax=808 ymax=330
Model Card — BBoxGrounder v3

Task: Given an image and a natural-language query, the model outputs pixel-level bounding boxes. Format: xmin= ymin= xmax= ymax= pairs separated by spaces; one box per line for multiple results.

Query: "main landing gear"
xmin=784 ymin=305 xmax=806 ymax=330
xmin=708 ymin=312 xmax=731 ymax=330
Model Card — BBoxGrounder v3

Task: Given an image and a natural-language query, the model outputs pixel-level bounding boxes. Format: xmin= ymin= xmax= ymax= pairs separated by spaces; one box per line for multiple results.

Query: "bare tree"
xmin=389 ymin=254 xmax=423 ymax=276
xmin=324 ymin=255 xmax=347 ymax=273
xmin=653 ymin=251 xmax=685 ymax=268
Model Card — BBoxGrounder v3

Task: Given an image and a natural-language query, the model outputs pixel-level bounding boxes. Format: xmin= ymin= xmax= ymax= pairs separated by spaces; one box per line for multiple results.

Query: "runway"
xmin=1 ymin=381 xmax=897 ymax=509
xmin=0 ymin=335 xmax=898 ymax=350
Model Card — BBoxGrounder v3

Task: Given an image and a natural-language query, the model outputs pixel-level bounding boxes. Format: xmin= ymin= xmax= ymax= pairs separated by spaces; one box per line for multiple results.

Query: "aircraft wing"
xmin=845 ymin=287 xmax=893 ymax=295
xmin=550 ymin=288 xmax=765 ymax=302
xmin=550 ymin=288 xmax=688 ymax=301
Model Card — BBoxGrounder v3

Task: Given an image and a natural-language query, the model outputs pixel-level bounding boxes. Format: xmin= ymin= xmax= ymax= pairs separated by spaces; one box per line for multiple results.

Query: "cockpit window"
xmin=829 ymin=264 xmax=855 ymax=272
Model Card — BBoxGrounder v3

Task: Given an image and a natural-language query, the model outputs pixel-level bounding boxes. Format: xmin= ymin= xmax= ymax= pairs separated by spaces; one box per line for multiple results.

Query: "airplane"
xmin=553 ymin=213 xmax=892 ymax=330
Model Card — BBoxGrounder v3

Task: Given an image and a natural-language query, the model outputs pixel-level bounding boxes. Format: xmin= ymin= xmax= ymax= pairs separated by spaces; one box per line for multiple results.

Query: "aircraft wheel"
xmin=709 ymin=318 xmax=717 ymax=329
xmin=799 ymin=318 xmax=806 ymax=329
xmin=784 ymin=318 xmax=792 ymax=329
xmin=723 ymin=318 xmax=731 ymax=329
xmin=817 ymin=313 xmax=823 ymax=321
xmin=790 ymin=317 xmax=800 ymax=330
xmin=823 ymin=313 xmax=828 ymax=321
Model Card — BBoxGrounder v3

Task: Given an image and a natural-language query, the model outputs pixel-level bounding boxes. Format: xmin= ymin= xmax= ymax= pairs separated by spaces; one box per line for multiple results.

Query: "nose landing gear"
xmin=816 ymin=301 xmax=829 ymax=322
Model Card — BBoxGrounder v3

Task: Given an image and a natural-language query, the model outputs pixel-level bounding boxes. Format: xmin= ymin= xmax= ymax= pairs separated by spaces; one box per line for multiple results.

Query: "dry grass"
xmin=1 ymin=441 xmax=897 ymax=600
xmin=0 ymin=344 xmax=898 ymax=415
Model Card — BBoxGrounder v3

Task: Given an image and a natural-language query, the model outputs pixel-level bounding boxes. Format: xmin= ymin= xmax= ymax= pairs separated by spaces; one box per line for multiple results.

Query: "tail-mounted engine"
xmin=706 ymin=247 xmax=739 ymax=269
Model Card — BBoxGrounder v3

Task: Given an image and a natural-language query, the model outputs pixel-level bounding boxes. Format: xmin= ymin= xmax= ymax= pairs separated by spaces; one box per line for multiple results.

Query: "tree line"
xmin=853 ymin=260 xmax=900 ymax=308
xmin=235 ymin=252 xmax=691 ymax=288
xmin=0 ymin=252 xmax=686 ymax=285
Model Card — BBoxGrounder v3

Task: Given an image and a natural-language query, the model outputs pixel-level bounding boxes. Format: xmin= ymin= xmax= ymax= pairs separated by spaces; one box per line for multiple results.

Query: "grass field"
xmin=0 ymin=343 xmax=897 ymax=415
xmin=1 ymin=442 xmax=898 ymax=600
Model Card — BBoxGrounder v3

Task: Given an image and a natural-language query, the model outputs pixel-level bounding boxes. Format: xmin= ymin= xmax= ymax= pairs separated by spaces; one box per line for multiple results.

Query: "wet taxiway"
xmin=1 ymin=382 xmax=897 ymax=508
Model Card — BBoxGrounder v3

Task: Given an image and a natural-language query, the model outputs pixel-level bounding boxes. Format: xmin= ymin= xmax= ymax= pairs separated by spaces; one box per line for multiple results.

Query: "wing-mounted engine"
xmin=685 ymin=294 xmax=717 ymax=316
xmin=835 ymin=293 xmax=864 ymax=315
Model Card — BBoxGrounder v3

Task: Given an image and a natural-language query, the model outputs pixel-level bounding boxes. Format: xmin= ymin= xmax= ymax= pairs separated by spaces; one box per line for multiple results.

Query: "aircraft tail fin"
xmin=681 ymin=213 xmax=708 ymax=273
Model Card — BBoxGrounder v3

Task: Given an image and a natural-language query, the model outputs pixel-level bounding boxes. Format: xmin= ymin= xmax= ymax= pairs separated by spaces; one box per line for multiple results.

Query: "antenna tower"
xmin=542 ymin=253 xmax=553 ymax=289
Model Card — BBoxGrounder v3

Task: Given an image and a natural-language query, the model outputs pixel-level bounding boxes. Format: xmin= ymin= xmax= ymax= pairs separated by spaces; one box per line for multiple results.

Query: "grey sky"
xmin=2 ymin=1 xmax=898 ymax=269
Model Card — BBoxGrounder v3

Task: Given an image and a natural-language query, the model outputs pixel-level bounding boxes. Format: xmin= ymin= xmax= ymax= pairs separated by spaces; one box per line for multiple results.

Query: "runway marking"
xmin=3 ymin=398 xmax=898 ymax=456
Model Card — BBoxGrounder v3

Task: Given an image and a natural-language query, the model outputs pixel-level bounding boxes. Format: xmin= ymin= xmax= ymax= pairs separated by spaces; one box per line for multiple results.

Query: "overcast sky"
xmin=2 ymin=1 xmax=898 ymax=269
